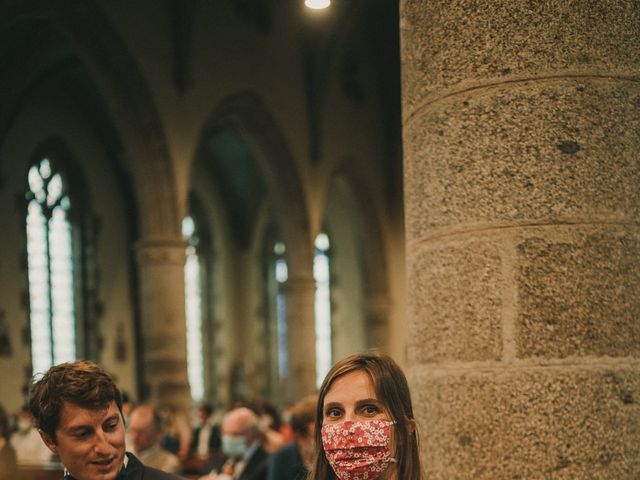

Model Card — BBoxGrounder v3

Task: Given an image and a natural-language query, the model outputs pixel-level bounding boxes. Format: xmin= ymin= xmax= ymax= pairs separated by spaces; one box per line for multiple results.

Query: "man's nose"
xmin=94 ymin=430 xmax=112 ymax=455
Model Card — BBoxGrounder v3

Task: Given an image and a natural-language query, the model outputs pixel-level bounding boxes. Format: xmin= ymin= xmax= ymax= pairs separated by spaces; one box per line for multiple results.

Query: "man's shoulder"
xmin=124 ymin=452 xmax=183 ymax=479
xmin=140 ymin=464 xmax=183 ymax=480
xmin=271 ymin=442 xmax=298 ymax=460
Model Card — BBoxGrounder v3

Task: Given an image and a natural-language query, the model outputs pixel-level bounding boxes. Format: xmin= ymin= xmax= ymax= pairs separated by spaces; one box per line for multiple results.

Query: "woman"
xmin=307 ymin=352 xmax=425 ymax=480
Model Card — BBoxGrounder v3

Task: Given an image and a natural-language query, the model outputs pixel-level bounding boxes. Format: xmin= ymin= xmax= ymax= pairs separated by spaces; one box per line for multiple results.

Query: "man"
xmin=266 ymin=395 xmax=316 ymax=480
xmin=200 ymin=407 xmax=268 ymax=480
xmin=190 ymin=404 xmax=221 ymax=460
xmin=28 ymin=360 xmax=181 ymax=480
xmin=128 ymin=404 xmax=181 ymax=474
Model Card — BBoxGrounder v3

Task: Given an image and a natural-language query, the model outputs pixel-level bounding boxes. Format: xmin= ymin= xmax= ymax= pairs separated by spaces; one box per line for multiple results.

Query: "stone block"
xmin=407 ymin=237 xmax=503 ymax=363
xmin=404 ymin=80 xmax=640 ymax=242
xmin=411 ymin=367 xmax=640 ymax=479
xmin=400 ymin=0 xmax=640 ymax=113
xmin=516 ymin=227 xmax=640 ymax=358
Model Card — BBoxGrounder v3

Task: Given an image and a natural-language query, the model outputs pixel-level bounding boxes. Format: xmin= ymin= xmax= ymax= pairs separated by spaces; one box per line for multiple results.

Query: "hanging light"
xmin=305 ymin=0 xmax=330 ymax=10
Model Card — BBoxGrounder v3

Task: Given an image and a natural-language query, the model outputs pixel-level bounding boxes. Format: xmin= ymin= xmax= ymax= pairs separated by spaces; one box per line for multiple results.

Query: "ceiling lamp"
xmin=305 ymin=0 xmax=331 ymax=9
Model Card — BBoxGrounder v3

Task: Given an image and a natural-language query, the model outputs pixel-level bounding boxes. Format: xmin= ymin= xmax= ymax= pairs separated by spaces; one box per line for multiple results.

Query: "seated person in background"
xmin=191 ymin=404 xmax=221 ymax=460
xmin=159 ymin=406 xmax=192 ymax=462
xmin=121 ymin=392 xmax=135 ymax=427
xmin=29 ymin=360 xmax=181 ymax=480
xmin=10 ymin=405 xmax=52 ymax=466
xmin=0 ymin=403 xmax=18 ymax=479
xmin=252 ymin=401 xmax=286 ymax=454
xmin=200 ymin=407 xmax=269 ymax=480
xmin=266 ymin=394 xmax=316 ymax=480
xmin=128 ymin=404 xmax=181 ymax=474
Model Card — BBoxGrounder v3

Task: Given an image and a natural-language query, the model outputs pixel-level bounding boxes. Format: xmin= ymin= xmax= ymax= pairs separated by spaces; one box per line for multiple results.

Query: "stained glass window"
xmin=26 ymin=158 xmax=76 ymax=375
xmin=314 ymin=232 xmax=332 ymax=388
xmin=182 ymin=216 xmax=205 ymax=403
xmin=273 ymin=241 xmax=288 ymax=378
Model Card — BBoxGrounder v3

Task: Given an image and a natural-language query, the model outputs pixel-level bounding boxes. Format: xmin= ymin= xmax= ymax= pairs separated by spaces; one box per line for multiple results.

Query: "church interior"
xmin=2 ymin=1 xmax=639 ymax=478
xmin=0 ymin=0 xmax=404 ymax=412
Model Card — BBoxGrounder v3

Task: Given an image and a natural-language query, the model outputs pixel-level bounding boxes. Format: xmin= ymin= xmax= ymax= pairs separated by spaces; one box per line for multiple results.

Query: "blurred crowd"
xmin=0 ymin=391 xmax=317 ymax=480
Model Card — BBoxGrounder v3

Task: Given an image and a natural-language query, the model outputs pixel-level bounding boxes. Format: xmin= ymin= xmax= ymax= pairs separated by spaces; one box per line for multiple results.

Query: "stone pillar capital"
xmin=134 ymin=237 xmax=186 ymax=266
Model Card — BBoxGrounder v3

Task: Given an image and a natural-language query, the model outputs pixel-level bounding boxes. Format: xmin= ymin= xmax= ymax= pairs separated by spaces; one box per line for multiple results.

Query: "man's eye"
xmin=73 ymin=430 xmax=91 ymax=439
xmin=104 ymin=421 xmax=118 ymax=431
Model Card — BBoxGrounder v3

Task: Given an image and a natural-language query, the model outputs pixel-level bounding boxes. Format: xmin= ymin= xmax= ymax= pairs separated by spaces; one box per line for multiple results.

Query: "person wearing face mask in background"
xmin=9 ymin=406 xmax=52 ymax=467
xmin=307 ymin=351 xmax=426 ymax=480
xmin=199 ymin=407 xmax=269 ymax=480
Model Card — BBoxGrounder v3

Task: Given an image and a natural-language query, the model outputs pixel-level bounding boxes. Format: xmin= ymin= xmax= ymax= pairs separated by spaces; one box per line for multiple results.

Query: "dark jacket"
xmin=236 ymin=444 xmax=269 ymax=480
xmin=119 ymin=452 xmax=183 ymax=480
xmin=267 ymin=442 xmax=307 ymax=480
xmin=62 ymin=453 xmax=182 ymax=480
xmin=204 ymin=445 xmax=269 ymax=480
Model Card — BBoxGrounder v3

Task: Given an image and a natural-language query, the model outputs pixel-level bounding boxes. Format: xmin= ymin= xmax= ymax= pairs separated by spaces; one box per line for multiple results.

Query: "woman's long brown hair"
xmin=307 ymin=351 xmax=425 ymax=480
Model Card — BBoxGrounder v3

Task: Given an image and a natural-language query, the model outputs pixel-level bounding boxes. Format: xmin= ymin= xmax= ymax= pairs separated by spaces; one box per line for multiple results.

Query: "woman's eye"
xmin=362 ymin=405 xmax=379 ymax=415
xmin=325 ymin=408 xmax=342 ymax=418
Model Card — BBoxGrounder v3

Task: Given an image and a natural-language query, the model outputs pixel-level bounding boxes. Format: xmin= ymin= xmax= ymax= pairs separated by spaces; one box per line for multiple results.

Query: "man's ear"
xmin=38 ymin=429 xmax=58 ymax=454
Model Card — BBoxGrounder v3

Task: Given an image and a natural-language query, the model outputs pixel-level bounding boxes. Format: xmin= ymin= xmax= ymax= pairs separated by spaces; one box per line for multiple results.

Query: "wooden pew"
xmin=17 ymin=463 xmax=64 ymax=480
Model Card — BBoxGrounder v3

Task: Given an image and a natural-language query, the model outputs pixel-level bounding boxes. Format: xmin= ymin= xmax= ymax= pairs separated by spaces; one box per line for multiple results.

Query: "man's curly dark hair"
xmin=28 ymin=360 xmax=123 ymax=442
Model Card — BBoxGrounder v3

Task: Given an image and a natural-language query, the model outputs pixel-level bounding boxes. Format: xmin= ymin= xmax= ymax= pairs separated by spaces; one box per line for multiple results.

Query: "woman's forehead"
xmin=324 ymin=370 xmax=378 ymax=403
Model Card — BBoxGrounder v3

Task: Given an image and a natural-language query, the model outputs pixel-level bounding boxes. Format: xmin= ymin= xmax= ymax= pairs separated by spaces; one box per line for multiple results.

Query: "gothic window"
xmin=273 ymin=241 xmax=288 ymax=379
xmin=182 ymin=215 xmax=205 ymax=402
xmin=26 ymin=157 xmax=76 ymax=375
xmin=314 ymin=232 xmax=332 ymax=387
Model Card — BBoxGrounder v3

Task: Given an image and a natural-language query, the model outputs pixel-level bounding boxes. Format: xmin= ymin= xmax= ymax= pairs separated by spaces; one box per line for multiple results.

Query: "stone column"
xmin=282 ymin=275 xmax=317 ymax=401
xmin=365 ymin=291 xmax=390 ymax=351
xmin=135 ymin=237 xmax=192 ymax=411
xmin=401 ymin=1 xmax=640 ymax=478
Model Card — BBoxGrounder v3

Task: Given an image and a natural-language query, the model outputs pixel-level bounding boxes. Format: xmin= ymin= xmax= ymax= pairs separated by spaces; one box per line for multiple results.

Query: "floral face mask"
xmin=321 ymin=419 xmax=396 ymax=480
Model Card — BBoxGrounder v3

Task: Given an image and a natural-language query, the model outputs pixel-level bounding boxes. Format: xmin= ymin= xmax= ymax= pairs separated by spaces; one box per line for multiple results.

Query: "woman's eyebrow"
xmin=354 ymin=398 xmax=383 ymax=407
xmin=323 ymin=401 xmax=342 ymax=410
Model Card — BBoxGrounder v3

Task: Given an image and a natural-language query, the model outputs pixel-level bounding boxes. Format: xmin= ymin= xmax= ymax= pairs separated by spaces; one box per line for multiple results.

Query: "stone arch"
xmin=0 ymin=0 xmax=179 ymax=238
xmin=196 ymin=91 xmax=316 ymax=399
xmin=0 ymin=1 xmax=189 ymax=406
xmin=198 ymin=91 xmax=312 ymax=273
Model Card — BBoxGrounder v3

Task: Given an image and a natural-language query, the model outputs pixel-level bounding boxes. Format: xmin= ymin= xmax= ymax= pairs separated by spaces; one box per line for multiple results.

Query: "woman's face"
xmin=321 ymin=370 xmax=398 ymax=479
xmin=323 ymin=370 xmax=390 ymax=424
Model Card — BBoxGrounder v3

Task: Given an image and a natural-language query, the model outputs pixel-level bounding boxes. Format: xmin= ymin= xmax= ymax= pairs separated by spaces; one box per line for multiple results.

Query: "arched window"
xmin=273 ymin=241 xmax=288 ymax=379
xmin=26 ymin=157 xmax=76 ymax=375
xmin=314 ymin=232 xmax=332 ymax=387
xmin=182 ymin=215 xmax=205 ymax=403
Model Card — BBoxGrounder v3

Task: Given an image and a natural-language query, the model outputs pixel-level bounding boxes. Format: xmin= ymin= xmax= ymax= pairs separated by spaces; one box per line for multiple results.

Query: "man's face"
xmin=128 ymin=409 xmax=157 ymax=453
xmin=197 ymin=407 xmax=209 ymax=423
xmin=39 ymin=400 xmax=126 ymax=480
xmin=297 ymin=421 xmax=316 ymax=468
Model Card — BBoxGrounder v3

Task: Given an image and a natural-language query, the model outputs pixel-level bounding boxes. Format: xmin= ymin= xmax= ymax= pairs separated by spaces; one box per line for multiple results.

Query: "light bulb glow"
xmin=305 ymin=0 xmax=330 ymax=10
